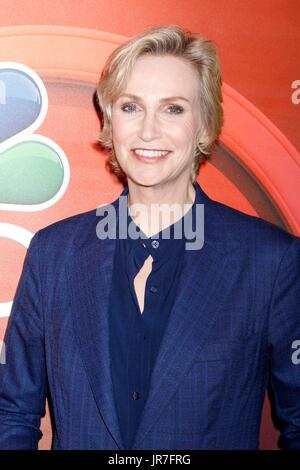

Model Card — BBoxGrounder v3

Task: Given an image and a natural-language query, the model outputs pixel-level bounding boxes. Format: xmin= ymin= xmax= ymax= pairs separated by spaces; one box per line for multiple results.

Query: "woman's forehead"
xmin=122 ymin=55 xmax=200 ymax=101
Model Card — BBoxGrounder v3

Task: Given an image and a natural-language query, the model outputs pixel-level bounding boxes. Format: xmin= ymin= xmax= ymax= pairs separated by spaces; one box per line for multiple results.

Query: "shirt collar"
xmin=121 ymin=182 xmax=201 ymax=262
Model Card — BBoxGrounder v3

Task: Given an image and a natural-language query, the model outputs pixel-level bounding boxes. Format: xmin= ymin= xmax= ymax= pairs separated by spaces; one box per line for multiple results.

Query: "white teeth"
xmin=133 ymin=149 xmax=169 ymax=157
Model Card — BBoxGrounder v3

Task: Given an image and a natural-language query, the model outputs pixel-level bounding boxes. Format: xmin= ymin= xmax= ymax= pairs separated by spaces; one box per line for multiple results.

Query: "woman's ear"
xmin=197 ymin=126 xmax=208 ymax=145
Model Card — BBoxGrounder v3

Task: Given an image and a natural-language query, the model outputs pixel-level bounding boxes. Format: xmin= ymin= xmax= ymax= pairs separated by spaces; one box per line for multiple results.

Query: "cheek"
xmin=112 ymin=122 xmax=137 ymax=147
xmin=111 ymin=114 xmax=129 ymax=142
xmin=171 ymin=120 xmax=198 ymax=149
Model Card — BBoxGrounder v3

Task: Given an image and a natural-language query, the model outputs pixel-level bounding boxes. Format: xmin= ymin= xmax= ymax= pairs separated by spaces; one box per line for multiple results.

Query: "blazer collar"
xmin=68 ymin=181 xmax=239 ymax=449
xmin=73 ymin=181 xmax=239 ymax=256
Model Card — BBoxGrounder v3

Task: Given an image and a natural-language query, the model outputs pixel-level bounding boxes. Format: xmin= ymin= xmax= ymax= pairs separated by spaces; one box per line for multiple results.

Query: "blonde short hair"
xmin=96 ymin=24 xmax=223 ymax=183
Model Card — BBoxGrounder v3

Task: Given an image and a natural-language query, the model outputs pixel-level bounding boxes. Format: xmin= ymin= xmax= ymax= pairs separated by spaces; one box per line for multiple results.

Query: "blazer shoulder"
xmin=32 ymin=206 xmax=105 ymax=261
xmin=206 ymin=196 xmax=299 ymax=250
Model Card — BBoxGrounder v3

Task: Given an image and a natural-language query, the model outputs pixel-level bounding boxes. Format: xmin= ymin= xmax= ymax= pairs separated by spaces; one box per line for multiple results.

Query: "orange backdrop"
xmin=0 ymin=0 xmax=299 ymax=450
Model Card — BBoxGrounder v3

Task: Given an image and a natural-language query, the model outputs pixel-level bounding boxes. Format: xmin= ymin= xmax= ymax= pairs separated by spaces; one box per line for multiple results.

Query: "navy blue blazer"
xmin=0 ymin=183 xmax=300 ymax=450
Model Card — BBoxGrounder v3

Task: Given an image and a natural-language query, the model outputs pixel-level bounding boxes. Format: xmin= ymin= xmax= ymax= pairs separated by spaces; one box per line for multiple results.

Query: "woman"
xmin=0 ymin=24 xmax=299 ymax=450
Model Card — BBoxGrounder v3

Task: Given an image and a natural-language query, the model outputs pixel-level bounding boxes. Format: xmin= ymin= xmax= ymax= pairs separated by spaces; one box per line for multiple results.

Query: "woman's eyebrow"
xmin=118 ymin=93 xmax=190 ymax=103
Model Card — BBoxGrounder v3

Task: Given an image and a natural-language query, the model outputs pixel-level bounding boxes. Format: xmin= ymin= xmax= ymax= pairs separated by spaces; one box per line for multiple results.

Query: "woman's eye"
xmin=166 ymin=105 xmax=184 ymax=114
xmin=120 ymin=103 xmax=138 ymax=113
xmin=119 ymin=103 xmax=184 ymax=114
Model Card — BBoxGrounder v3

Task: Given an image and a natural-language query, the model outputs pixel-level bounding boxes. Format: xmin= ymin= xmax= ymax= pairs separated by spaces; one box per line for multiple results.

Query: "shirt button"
xmin=150 ymin=285 xmax=158 ymax=293
xmin=132 ymin=391 xmax=140 ymax=400
xmin=151 ymin=240 xmax=159 ymax=249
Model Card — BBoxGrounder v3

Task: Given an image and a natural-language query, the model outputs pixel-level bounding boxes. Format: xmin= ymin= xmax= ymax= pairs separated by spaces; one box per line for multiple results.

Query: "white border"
xmin=0 ymin=223 xmax=33 ymax=318
xmin=0 ymin=62 xmax=70 ymax=211
xmin=0 ymin=133 xmax=70 ymax=211
xmin=0 ymin=61 xmax=48 ymax=153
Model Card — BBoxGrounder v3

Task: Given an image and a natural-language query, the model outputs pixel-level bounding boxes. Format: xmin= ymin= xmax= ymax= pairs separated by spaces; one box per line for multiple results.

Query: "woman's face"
xmin=111 ymin=55 xmax=203 ymax=188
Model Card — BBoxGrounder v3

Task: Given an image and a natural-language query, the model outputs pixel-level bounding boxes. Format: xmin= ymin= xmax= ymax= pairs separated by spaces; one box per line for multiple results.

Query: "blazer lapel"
xmin=68 ymin=198 xmax=125 ymax=449
xmin=131 ymin=194 xmax=239 ymax=449
xmin=68 ymin=182 xmax=239 ymax=450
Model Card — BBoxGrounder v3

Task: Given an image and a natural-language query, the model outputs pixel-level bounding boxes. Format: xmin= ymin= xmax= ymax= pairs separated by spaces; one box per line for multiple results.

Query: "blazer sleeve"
xmin=268 ymin=236 xmax=300 ymax=450
xmin=0 ymin=231 xmax=47 ymax=449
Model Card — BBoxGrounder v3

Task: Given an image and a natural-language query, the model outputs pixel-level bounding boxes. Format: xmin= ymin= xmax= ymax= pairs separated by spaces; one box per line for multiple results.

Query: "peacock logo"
xmin=0 ymin=62 xmax=70 ymax=317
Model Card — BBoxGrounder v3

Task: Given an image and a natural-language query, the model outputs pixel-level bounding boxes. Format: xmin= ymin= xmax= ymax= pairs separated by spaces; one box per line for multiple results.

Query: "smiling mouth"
xmin=132 ymin=148 xmax=171 ymax=160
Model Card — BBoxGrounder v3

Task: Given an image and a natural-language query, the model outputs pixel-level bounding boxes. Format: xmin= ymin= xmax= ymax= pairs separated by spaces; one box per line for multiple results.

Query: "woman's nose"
xmin=137 ymin=111 xmax=161 ymax=141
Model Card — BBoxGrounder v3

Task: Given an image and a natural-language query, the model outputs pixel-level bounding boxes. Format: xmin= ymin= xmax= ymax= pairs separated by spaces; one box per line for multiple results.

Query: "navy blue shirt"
xmin=109 ymin=184 xmax=198 ymax=449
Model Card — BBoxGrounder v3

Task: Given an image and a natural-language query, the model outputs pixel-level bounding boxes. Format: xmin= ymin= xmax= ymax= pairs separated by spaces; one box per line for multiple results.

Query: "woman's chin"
xmin=128 ymin=171 xmax=168 ymax=187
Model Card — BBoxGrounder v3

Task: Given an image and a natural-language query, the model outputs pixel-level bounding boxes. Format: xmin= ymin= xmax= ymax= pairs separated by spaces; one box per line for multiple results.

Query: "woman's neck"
xmin=127 ymin=179 xmax=196 ymax=238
